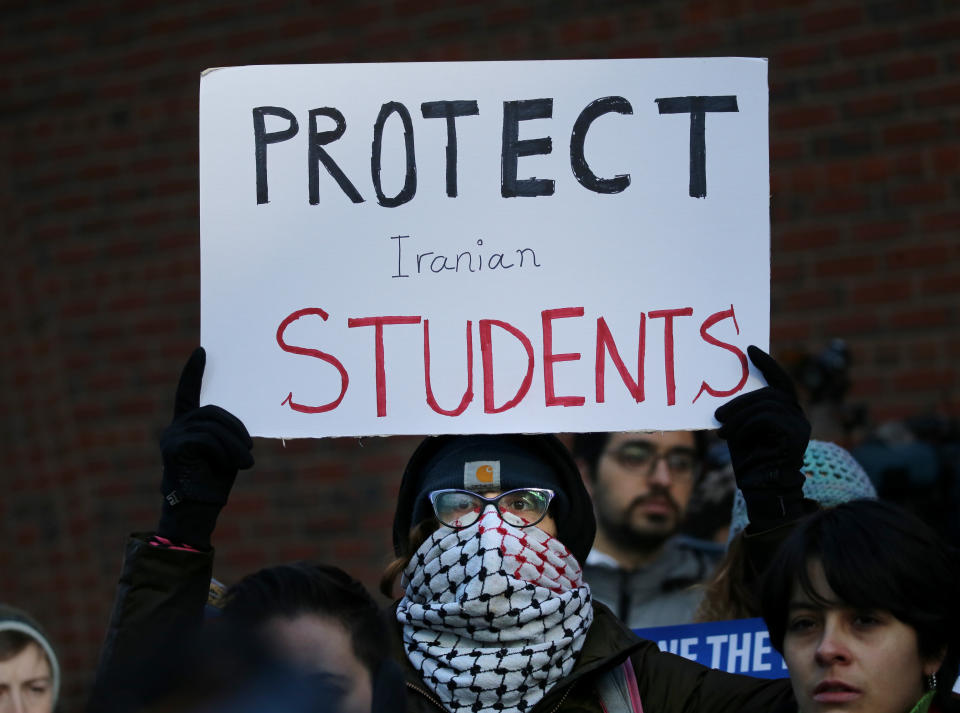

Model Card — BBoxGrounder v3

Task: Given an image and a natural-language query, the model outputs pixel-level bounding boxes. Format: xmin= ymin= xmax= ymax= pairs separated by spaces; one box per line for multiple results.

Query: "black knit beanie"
xmin=393 ymin=434 xmax=596 ymax=564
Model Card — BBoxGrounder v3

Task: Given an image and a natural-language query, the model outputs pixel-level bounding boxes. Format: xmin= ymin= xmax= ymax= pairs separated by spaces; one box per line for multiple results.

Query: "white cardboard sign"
xmin=199 ymin=58 xmax=770 ymax=438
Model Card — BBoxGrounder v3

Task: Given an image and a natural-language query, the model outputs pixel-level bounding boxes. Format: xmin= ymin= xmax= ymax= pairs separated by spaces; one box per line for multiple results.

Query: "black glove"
xmin=157 ymin=347 xmax=254 ymax=548
xmin=715 ymin=345 xmax=810 ymax=530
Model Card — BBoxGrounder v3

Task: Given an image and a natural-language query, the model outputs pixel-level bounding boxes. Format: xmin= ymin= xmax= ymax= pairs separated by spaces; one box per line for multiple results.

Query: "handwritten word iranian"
xmin=390 ymin=235 xmax=541 ymax=278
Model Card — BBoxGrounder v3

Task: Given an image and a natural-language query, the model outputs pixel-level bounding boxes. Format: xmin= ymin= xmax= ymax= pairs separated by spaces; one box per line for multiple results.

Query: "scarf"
xmin=908 ymin=690 xmax=937 ymax=713
xmin=397 ymin=508 xmax=593 ymax=713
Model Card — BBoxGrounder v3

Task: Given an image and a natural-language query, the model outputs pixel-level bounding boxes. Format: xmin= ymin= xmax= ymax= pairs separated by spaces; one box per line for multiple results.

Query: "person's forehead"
xmin=0 ymin=641 xmax=51 ymax=679
xmin=607 ymin=431 xmax=696 ymax=450
xmin=264 ymin=613 xmax=360 ymax=669
xmin=789 ymin=559 xmax=842 ymax=607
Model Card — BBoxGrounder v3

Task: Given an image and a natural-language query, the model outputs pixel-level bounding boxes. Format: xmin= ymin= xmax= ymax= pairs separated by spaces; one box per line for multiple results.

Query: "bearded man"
xmin=573 ymin=430 xmax=718 ymax=628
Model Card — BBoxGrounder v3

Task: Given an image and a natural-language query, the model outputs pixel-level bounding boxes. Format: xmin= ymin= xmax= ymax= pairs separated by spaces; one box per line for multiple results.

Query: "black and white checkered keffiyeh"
xmin=397 ymin=508 xmax=593 ymax=713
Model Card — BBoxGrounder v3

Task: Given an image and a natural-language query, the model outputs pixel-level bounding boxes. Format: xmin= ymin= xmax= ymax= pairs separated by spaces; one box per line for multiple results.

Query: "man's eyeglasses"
xmin=428 ymin=488 xmax=555 ymax=529
xmin=603 ymin=441 xmax=700 ymax=481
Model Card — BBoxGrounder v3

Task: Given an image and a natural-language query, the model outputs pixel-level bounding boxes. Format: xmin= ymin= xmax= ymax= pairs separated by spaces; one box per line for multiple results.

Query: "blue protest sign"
xmin=636 ymin=618 xmax=960 ymax=693
xmin=635 ymin=618 xmax=788 ymax=678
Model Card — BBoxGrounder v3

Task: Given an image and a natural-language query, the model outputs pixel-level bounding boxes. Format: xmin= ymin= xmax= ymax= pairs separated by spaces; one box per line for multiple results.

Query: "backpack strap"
xmin=598 ymin=658 xmax=644 ymax=713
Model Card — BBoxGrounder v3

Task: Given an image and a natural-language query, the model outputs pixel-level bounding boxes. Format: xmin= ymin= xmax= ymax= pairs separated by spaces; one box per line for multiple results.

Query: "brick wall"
xmin=2 ymin=1 xmax=958 ymax=708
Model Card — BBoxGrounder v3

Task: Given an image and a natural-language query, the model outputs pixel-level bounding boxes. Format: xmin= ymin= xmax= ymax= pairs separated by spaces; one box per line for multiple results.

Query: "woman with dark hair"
xmin=760 ymin=499 xmax=960 ymax=713
xmin=220 ymin=562 xmax=405 ymax=713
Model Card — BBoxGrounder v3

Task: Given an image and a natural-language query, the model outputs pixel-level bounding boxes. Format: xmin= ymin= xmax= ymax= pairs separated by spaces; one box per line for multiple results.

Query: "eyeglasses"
xmin=603 ymin=441 xmax=700 ymax=481
xmin=428 ymin=488 xmax=555 ymax=529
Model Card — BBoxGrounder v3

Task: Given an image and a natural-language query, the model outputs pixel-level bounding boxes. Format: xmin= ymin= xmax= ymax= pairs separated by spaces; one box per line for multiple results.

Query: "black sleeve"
xmin=632 ymin=644 xmax=795 ymax=713
xmin=741 ymin=498 xmax=819 ymax=591
xmin=86 ymin=533 xmax=214 ymax=713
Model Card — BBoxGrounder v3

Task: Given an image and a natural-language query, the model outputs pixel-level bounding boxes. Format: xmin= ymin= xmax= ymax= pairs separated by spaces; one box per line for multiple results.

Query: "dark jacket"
xmin=87 ymin=534 xmax=214 ymax=713
xmin=89 ymin=529 xmax=797 ymax=713
xmin=394 ymin=600 xmax=793 ymax=713
xmin=87 ymin=535 xmax=407 ymax=713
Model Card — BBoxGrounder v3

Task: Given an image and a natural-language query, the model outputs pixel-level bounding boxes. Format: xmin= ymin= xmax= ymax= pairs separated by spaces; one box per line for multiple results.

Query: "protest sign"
xmin=636 ymin=618 xmax=787 ymax=678
xmin=636 ymin=618 xmax=960 ymax=693
xmin=199 ymin=58 xmax=770 ymax=438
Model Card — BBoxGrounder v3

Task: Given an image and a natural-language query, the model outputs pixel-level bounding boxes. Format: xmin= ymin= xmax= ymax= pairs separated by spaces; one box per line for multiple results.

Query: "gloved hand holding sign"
xmin=716 ymin=345 xmax=811 ymax=531
xmin=157 ymin=347 xmax=254 ymax=549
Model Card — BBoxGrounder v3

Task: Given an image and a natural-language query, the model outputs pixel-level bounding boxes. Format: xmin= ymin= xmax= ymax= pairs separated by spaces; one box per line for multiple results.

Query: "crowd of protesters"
xmin=4 ymin=344 xmax=958 ymax=713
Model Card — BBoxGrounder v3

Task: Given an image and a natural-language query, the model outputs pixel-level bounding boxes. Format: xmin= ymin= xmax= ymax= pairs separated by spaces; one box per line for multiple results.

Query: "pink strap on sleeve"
xmin=149 ymin=534 xmax=201 ymax=553
xmin=621 ymin=659 xmax=644 ymax=713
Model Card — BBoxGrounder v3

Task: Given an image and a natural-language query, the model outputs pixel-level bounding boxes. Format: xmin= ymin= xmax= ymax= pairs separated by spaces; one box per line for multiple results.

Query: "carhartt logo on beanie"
xmin=465 ymin=460 xmax=500 ymax=489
